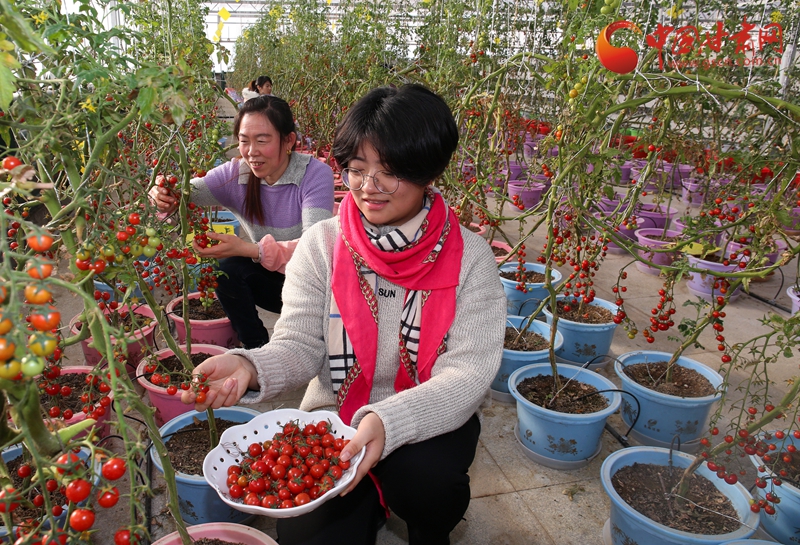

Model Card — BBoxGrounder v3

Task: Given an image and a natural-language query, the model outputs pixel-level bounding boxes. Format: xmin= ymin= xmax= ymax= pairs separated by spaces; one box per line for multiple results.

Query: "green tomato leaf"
xmin=0 ymin=63 xmax=15 ymax=111
xmin=603 ymin=185 xmax=615 ymax=200
xmin=136 ymin=86 xmax=156 ymax=118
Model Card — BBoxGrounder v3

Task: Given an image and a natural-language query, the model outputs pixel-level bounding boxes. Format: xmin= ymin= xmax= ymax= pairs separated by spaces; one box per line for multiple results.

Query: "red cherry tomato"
xmin=102 ymin=457 xmax=126 ymax=480
xmin=97 ymin=487 xmax=120 ymax=508
xmin=65 ymin=478 xmax=92 ymax=503
xmin=69 ymin=508 xmax=95 ymax=531
xmin=1 ymin=157 xmax=22 ymax=170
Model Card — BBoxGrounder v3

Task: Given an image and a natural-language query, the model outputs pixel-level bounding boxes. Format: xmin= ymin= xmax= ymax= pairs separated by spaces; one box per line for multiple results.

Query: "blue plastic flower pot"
xmin=542 ymin=296 xmax=619 ymax=366
xmin=491 ymin=316 xmax=563 ymax=394
xmin=748 ymin=433 xmax=800 ymax=545
xmin=151 ymin=407 xmax=261 ymax=524
xmin=721 ymin=540 xmax=781 ymax=544
xmin=498 ymin=262 xmax=562 ymax=317
xmin=601 ymin=447 xmax=758 ymax=545
xmin=509 ymin=363 xmax=620 ymax=467
xmin=615 ymin=351 xmax=723 ymax=449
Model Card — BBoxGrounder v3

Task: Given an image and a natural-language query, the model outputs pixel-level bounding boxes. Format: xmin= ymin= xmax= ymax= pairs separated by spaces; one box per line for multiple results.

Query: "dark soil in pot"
xmin=5 ymin=456 xmax=69 ymax=526
xmin=194 ymin=540 xmax=246 ymax=545
xmin=39 ymin=371 xmax=100 ymax=415
xmin=492 ymin=245 xmax=510 ymax=257
xmin=622 ymin=361 xmax=716 ymax=397
xmin=172 ymin=298 xmax=227 ymax=320
xmin=516 ymin=374 xmax=608 ymax=414
xmin=504 ymin=327 xmax=549 ymax=351
xmin=551 ymin=300 xmax=613 ymax=324
xmin=612 ymin=462 xmax=740 ymax=534
xmin=759 ymin=449 xmax=800 ymax=488
xmin=499 ymin=270 xmax=547 ymax=283
xmin=165 ymin=417 xmax=242 ymax=476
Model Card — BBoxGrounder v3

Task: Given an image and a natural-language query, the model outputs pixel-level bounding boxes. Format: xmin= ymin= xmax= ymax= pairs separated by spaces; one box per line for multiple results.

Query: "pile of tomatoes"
xmin=225 ymin=420 xmax=351 ymax=509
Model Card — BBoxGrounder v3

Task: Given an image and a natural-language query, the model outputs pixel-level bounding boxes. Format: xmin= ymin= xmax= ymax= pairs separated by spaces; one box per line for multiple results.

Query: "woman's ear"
xmin=285 ymin=132 xmax=297 ymax=149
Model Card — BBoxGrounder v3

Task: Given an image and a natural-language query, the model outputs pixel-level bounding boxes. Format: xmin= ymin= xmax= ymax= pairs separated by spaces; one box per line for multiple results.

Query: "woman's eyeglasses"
xmin=341 ymin=168 xmax=402 ymax=195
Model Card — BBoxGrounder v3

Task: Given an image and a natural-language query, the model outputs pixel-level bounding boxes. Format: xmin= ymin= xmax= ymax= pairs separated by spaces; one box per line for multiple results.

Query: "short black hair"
xmin=332 ymin=84 xmax=458 ymax=186
xmin=234 ymin=94 xmax=295 ymax=139
xmin=256 ymin=76 xmax=273 ymax=87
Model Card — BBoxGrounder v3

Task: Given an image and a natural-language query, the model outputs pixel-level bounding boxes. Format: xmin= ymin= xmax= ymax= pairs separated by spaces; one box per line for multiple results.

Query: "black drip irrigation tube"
xmin=558 ymin=354 xmax=642 ymax=449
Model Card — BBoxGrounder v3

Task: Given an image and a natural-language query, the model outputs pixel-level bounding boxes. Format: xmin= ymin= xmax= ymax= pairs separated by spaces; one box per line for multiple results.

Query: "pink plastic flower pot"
xmin=56 ymin=366 xmax=114 ymax=438
xmin=490 ymin=240 xmax=513 ymax=264
xmin=137 ymin=344 xmax=227 ymax=426
xmin=69 ymin=305 xmax=157 ymax=376
xmin=166 ymin=292 xmax=239 ymax=349
xmin=151 ymin=521 xmax=276 ymax=545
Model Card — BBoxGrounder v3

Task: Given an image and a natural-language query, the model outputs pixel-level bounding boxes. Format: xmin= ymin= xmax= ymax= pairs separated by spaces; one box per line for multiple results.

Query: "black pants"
xmin=215 ymin=256 xmax=285 ymax=349
xmin=276 ymin=414 xmax=481 ymax=545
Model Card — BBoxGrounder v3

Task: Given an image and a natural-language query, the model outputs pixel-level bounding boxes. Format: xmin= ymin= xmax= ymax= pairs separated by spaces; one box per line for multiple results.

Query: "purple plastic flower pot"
xmin=681 ymin=178 xmax=709 ymax=207
xmin=508 ymin=181 xmax=545 ymax=209
xmin=634 ymin=228 xmax=682 ymax=275
xmin=633 ymin=203 xmax=678 ymax=230
xmin=787 ymin=286 xmax=799 ymax=315
xmin=686 ymin=254 xmax=742 ymax=302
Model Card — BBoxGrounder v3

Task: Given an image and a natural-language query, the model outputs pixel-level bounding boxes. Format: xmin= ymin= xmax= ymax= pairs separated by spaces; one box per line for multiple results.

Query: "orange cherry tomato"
xmin=0 ymin=312 xmax=12 ymax=335
xmin=0 ymin=338 xmax=15 ymax=361
xmin=24 ymin=284 xmax=52 ymax=305
xmin=26 ymin=234 xmax=55 ymax=253
xmin=26 ymin=261 xmax=54 ymax=280
xmin=0 ymin=286 xmax=7 ymax=305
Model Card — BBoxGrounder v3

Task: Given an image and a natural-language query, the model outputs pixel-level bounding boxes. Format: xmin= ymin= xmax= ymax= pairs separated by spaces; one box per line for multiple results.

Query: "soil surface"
xmin=551 ymin=300 xmax=613 ymax=324
xmin=466 ymin=224 xmax=482 ymax=233
xmin=146 ymin=352 xmax=215 ymax=385
xmin=622 ymin=361 xmax=716 ymax=397
xmin=761 ymin=450 xmax=800 ymax=488
xmin=171 ymin=298 xmax=227 ymax=320
xmin=612 ymin=462 xmax=740 ymax=535
xmin=193 ymin=540 xmax=245 ymax=545
xmin=504 ymin=326 xmax=549 ymax=352
xmin=499 ymin=270 xmax=547 ymax=283
xmin=39 ymin=371 xmax=96 ymax=415
xmin=5 ymin=455 xmax=70 ymax=526
xmin=491 ymin=245 xmax=510 ymax=257
xmin=165 ymin=417 xmax=242 ymax=476
xmin=516 ymin=374 xmax=609 ymax=414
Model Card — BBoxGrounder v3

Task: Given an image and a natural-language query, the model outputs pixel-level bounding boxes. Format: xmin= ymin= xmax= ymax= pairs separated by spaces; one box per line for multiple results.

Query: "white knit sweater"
xmin=230 ymin=217 xmax=506 ymax=458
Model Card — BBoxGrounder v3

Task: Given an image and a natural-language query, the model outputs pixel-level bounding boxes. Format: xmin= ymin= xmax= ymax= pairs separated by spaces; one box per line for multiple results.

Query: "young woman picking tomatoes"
xmin=181 ymin=85 xmax=505 ymax=545
xmin=149 ymin=95 xmax=333 ymax=349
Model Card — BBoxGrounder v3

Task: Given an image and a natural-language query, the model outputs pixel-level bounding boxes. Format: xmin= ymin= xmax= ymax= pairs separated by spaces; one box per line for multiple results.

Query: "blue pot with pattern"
xmin=491 ymin=316 xmax=563 ymax=395
xmin=748 ymin=433 xmax=800 ymax=545
xmin=602 ymin=447 xmax=758 ymax=545
xmin=615 ymin=351 xmax=723 ymax=450
xmin=509 ymin=362 xmax=620 ymax=468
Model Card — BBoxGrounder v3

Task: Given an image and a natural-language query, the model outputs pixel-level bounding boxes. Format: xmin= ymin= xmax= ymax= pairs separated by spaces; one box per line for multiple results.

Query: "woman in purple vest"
xmin=151 ymin=95 xmax=333 ymax=348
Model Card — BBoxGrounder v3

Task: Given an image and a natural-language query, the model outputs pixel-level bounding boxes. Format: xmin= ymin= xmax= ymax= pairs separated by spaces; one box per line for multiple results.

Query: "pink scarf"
xmin=331 ymin=189 xmax=463 ymax=425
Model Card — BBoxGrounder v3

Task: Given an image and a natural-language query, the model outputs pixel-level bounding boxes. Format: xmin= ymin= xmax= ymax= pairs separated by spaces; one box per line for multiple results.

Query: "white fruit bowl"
xmin=203 ymin=408 xmax=365 ymax=518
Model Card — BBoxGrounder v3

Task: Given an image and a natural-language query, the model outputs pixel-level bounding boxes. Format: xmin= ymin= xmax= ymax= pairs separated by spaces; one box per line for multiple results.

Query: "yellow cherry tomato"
xmin=0 ymin=338 xmax=16 ymax=361
xmin=0 ymin=359 xmax=21 ymax=380
xmin=28 ymin=332 xmax=58 ymax=357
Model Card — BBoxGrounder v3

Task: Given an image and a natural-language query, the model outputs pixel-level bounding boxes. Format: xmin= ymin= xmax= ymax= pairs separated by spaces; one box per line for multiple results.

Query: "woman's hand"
xmin=180 ymin=354 xmax=259 ymax=410
xmin=339 ymin=412 xmax=385 ymax=496
xmin=149 ymin=177 xmax=178 ymax=214
xmin=192 ymin=232 xmax=259 ymax=260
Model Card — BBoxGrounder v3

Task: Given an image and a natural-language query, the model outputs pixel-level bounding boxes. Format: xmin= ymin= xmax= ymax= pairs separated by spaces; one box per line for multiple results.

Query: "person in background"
xmin=179 ymin=84 xmax=505 ymax=545
xmin=150 ymin=94 xmax=333 ymax=349
xmin=241 ymin=80 xmax=259 ymax=102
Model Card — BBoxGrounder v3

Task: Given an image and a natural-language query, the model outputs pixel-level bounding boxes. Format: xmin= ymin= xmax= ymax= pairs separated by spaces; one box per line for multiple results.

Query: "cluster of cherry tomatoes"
xmin=225 ymin=420 xmax=351 ymax=509
xmin=0 ymin=453 xmax=126 ymax=544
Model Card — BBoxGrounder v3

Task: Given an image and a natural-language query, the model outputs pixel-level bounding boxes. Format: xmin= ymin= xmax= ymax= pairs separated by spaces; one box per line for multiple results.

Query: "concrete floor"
xmin=48 ymin=194 xmax=797 ymax=544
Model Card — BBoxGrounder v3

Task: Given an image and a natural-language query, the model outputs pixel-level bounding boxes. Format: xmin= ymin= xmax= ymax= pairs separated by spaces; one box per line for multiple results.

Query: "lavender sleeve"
xmin=300 ymin=159 xmax=334 ymax=231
